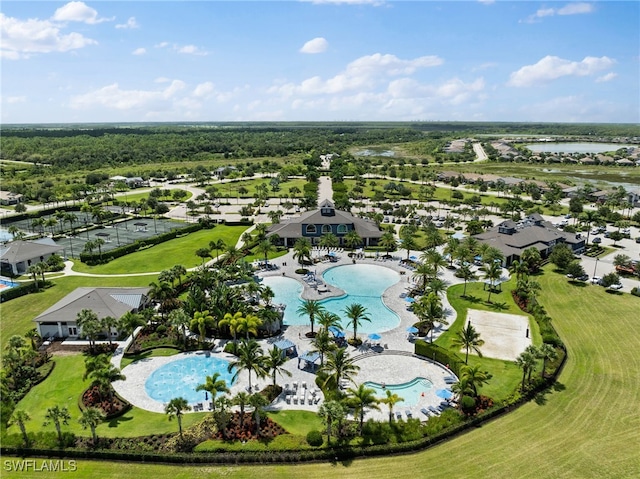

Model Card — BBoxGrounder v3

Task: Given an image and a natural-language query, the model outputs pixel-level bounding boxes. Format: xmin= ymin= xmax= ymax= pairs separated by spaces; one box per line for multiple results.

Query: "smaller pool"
xmin=364 ymin=377 xmax=433 ymax=407
xmin=145 ymin=355 xmax=236 ymax=404
xmin=0 ymin=278 xmax=18 ymax=290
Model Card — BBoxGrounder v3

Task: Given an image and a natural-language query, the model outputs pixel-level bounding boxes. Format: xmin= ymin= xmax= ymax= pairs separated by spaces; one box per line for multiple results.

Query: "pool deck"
xmin=114 ymin=248 xmax=472 ymax=420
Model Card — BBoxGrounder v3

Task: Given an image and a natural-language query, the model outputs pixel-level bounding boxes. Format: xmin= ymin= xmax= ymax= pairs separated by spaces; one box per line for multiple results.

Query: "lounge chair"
xmin=308 ymin=396 xmax=313 ymax=405
xmin=428 ymin=406 xmax=440 ymax=416
xmin=313 ymin=396 xmax=321 ymax=405
xmin=286 ymin=394 xmax=291 ymax=404
xmin=395 ymin=411 xmax=402 ymax=420
xmin=293 ymin=395 xmax=298 ymax=405
xmin=420 ymin=407 xmax=430 ymax=417
xmin=405 ymin=410 xmax=412 ymax=418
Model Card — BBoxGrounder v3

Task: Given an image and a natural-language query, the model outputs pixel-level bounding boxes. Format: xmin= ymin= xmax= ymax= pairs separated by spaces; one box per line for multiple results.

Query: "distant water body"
xmin=525 ymin=143 xmax=634 ymax=154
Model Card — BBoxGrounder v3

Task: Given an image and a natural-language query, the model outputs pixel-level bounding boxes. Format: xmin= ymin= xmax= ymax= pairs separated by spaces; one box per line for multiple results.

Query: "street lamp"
xmin=593 ymin=257 xmax=599 ymax=279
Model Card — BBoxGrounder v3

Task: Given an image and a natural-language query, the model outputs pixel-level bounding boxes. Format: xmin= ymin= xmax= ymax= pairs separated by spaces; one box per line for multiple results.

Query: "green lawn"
xmin=71 ymin=225 xmax=247 ymax=274
xmin=6 ymin=267 xmax=640 ymax=478
xmin=117 ymin=189 xmax=193 ymax=205
xmin=119 ymin=348 xmax=181 ymax=369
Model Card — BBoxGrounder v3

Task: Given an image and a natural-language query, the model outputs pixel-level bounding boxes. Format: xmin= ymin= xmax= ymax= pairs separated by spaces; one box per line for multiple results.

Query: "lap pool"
xmin=364 ymin=377 xmax=433 ymax=407
xmin=145 ymin=355 xmax=235 ymax=404
xmin=263 ymin=264 xmax=400 ymax=334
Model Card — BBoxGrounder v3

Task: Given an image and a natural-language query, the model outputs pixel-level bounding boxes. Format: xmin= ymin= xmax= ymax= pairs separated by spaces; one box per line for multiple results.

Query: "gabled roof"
xmin=33 ymin=287 xmax=150 ymax=324
xmin=0 ymin=239 xmax=64 ymax=265
xmin=267 ymin=207 xmax=382 ymax=239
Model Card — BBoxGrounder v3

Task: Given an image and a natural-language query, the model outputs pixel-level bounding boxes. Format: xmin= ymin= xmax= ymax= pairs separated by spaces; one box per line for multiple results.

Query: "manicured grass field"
xmin=119 ymin=348 xmax=181 ymax=369
xmin=71 ymin=225 xmax=247 ymax=274
xmin=6 ymin=267 xmax=640 ymax=478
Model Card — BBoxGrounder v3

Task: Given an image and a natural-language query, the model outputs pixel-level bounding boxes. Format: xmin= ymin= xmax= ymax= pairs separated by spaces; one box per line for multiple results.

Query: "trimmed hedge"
xmin=413 ymin=341 xmax=464 ymax=377
xmin=0 ymin=281 xmax=53 ymax=303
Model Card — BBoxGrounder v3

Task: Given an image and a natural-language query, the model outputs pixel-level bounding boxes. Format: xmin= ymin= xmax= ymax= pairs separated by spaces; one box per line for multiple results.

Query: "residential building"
xmin=0 ymin=239 xmax=65 ymax=275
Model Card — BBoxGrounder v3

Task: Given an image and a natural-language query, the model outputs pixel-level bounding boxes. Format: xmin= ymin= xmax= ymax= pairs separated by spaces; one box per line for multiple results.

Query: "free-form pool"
xmin=145 ymin=355 xmax=235 ymax=404
xmin=364 ymin=377 xmax=433 ymax=407
xmin=263 ymin=264 xmax=400 ymax=334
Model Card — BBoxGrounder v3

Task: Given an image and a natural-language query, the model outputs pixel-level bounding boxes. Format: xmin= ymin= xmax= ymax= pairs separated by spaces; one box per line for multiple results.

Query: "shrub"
xmin=460 ymin=395 xmax=476 ymax=414
xmin=631 ymin=287 xmax=640 ymax=297
xmin=306 ymin=430 xmax=323 ymax=447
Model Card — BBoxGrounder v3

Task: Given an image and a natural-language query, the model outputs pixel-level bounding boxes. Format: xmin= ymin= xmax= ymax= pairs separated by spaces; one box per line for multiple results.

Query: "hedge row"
xmin=80 ymin=221 xmax=206 ymax=265
xmin=413 ymin=341 xmax=464 ymax=377
xmin=0 ymin=281 xmax=52 ymax=303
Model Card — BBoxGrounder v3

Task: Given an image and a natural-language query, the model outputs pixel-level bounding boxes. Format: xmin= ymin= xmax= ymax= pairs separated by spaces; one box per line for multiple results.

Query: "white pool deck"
xmin=111 ymin=249 xmax=515 ymax=421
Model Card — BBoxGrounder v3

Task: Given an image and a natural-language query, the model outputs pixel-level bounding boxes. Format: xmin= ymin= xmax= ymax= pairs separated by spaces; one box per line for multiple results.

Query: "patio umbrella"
xmin=406 ymin=326 xmax=419 ymax=334
xmin=409 ymin=255 xmax=418 ymax=261
xmin=436 ymin=388 xmax=453 ymax=400
xmin=368 ymin=333 xmax=382 ymax=341
xmin=405 ymin=297 xmax=415 ymax=303
xmin=328 ymin=326 xmax=345 ymax=338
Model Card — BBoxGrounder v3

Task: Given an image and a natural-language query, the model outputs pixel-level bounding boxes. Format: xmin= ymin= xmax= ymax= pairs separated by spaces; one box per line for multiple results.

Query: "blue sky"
xmin=1 ymin=1 xmax=638 ymax=124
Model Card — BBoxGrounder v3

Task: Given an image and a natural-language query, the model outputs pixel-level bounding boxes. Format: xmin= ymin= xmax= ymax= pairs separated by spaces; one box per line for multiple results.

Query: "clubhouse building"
xmin=266 ymin=200 xmax=383 ymax=248
xmin=473 ymin=213 xmax=586 ymax=267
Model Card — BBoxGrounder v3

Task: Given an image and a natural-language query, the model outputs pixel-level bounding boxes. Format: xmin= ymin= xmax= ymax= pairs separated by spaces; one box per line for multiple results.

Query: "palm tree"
xmin=10 ymin=409 xmax=31 ymax=446
xmin=26 ymin=264 xmax=40 ymax=290
xmin=379 ymin=231 xmax=397 ymax=257
xmin=297 ymin=299 xmax=325 ymax=336
xmin=43 ymin=405 xmax=71 ymax=446
xmin=264 ymin=345 xmax=292 ymax=386
xmin=483 ymin=261 xmax=502 ymax=303
xmin=319 ymin=232 xmax=339 ymax=253
xmin=381 ymin=390 xmax=403 ymax=425
xmin=94 ymin=238 xmax=105 ymax=258
xmin=170 ymin=264 xmax=187 ymax=287
xmin=311 ymin=329 xmax=336 ymax=367
xmin=318 ymin=400 xmax=347 ymax=445
xmin=148 ymin=280 xmax=177 ymax=319
xmin=343 ymin=303 xmax=370 ymax=342
xmin=100 ymin=315 xmax=118 ymax=345
xmin=320 ymin=348 xmax=360 ymax=390
xmin=458 ymin=264 xmax=477 ymax=297
xmin=257 ymin=239 xmax=275 ymax=265
xmin=227 ymin=339 xmax=267 ymax=391
xmin=292 ymin=238 xmax=312 ymax=268
xmin=89 ymin=363 xmax=125 ymax=401
xmin=443 ymin=236 xmax=460 ymax=266
xmin=218 ymin=311 xmax=243 ymax=342
xmin=579 ymin=210 xmax=600 ymax=246
xmin=509 ymin=260 xmax=529 ymax=282
xmin=516 ymin=349 xmax=538 ymax=391
xmin=208 ymin=239 xmax=226 ymax=262
xmin=539 ymin=343 xmax=558 ymax=378
xmin=344 ymin=230 xmax=362 ymax=251
xmin=166 ymin=308 xmax=188 ymax=346
xmin=196 ymin=373 xmax=229 ymax=411
xmin=421 ymin=249 xmax=447 ymax=282
xmin=248 ymin=393 xmax=269 ymax=435
xmin=190 ymin=310 xmax=215 ymax=346
xmin=233 ymin=391 xmax=251 ymax=428
xmin=412 ymin=292 xmax=447 ymax=343
xmin=346 ymin=384 xmax=380 ymax=433
xmin=165 ymin=397 xmax=191 ymax=439
xmin=400 ymin=233 xmax=417 ymax=261
xmin=451 ymin=323 xmax=485 ymax=364
xmin=459 ymin=364 xmax=492 ymax=397
xmin=78 ymin=407 xmax=105 ymax=446
xmin=316 ymin=310 xmax=342 ymax=334
xmin=76 ymin=309 xmax=101 ymax=352
xmin=195 ymin=247 xmax=211 ymax=265
xmin=118 ymin=311 xmax=145 ymax=341
xmin=236 ymin=313 xmax=262 ymax=340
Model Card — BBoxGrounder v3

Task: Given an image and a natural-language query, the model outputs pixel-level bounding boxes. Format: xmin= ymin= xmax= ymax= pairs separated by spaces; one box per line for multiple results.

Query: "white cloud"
xmin=52 ymin=1 xmax=113 ymax=24
xmin=3 ymin=96 xmax=27 ymax=104
xmin=596 ymin=72 xmax=617 ymax=83
xmin=508 ymin=55 xmax=615 ymax=87
xmin=116 ymin=17 xmax=139 ymax=29
xmin=177 ymin=44 xmax=208 ymax=56
xmin=155 ymin=42 xmax=170 ymax=48
xmin=300 ymin=37 xmax=328 ymax=54
xmin=271 ymin=53 xmax=443 ymax=97
xmin=193 ymin=82 xmax=216 ymax=98
xmin=132 ymin=47 xmax=146 ymax=56
xmin=0 ymin=13 xmax=97 ymax=59
xmin=524 ymin=2 xmax=594 ymax=23
xmin=70 ymin=80 xmax=186 ymax=111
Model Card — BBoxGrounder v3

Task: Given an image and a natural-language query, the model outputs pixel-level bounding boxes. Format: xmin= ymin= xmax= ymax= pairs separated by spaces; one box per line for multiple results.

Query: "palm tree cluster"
xmin=516 ymin=344 xmax=558 ymax=391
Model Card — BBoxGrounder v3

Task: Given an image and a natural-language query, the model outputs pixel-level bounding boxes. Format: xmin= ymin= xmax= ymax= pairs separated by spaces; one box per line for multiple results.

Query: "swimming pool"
xmin=263 ymin=264 xmax=400 ymax=334
xmin=0 ymin=278 xmax=18 ymax=290
xmin=363 ymin=377 xmax=433 ymax=407
xmin=145 ymin=355 xmax=236 ymax=404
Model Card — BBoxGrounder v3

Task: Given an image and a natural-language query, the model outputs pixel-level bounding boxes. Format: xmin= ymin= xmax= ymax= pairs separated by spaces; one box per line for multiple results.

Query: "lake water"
xmin=525 ymin=143 xmax=634 ymax=154
xmin=354 ymin=149 xmax=396 ymax=157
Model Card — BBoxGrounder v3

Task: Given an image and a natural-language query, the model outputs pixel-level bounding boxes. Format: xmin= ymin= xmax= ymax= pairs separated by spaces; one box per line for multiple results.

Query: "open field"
xmin=4 ymin=257 xmax=640 ymax=478
xmin=71 ymin=225 xmax=247 ymax=274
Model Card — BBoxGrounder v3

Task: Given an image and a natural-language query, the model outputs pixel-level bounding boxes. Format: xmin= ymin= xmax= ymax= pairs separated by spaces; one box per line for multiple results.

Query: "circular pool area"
xmin=145 ymin=355 xmax=235 ymax=404
xmin=364 ymin=377 xmax=433 ymax=407
xmin=263 ymin=264 xmax=400 ymax=333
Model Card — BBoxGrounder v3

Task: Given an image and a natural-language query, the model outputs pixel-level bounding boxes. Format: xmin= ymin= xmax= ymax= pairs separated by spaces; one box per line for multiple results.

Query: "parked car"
xmin=608 ymin=283 xmax=623 ymax=290
xmin=592 ymin=237 xmax=602 ymax=244
xmin=577 ymin=274 xmax=589 ymax=281
xmin=636 ymin=237 xmax=640 ymax=244
xmin=591 ymin=276 xmax=602 ymax=285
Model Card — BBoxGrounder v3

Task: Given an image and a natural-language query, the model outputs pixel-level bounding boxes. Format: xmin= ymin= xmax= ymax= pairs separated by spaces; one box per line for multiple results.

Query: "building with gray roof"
xmin=34 ymin=287 xmax=150 ymax=340
xmin=0 ymin=239 xmax=65 ymax=275
xmin=266 ymin=200 xmax=383 ymax=248
xmin=473 ymin=213 xmax=585 ymax=267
